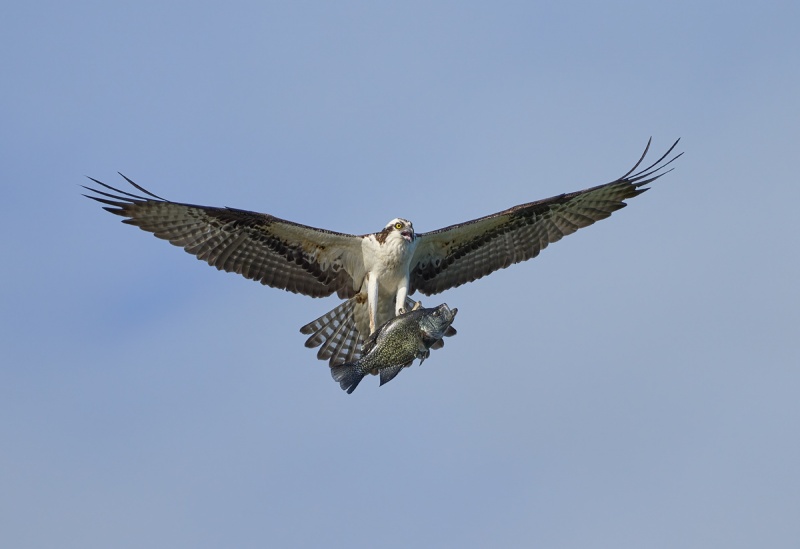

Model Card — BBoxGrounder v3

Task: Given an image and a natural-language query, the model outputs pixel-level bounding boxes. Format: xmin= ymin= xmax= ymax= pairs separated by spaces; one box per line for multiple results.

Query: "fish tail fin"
xmin=330 ymin=362 xmax=365 ymax=394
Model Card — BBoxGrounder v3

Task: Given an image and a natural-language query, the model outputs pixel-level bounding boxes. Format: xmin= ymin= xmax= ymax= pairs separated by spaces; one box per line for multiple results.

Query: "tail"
xmin=300 ymin=298 xmax=363 ymax=366
xmin=330 ymin=362 xmax=365 ymax=394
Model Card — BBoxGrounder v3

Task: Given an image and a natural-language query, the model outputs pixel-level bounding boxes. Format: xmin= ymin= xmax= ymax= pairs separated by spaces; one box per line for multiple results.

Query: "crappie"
xmin=330 ymin=303 xmax=458 ymax=393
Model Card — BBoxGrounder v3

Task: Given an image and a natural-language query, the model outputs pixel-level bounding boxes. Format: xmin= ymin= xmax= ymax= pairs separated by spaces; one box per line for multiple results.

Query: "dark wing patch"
xmin=410 ymin=139 xmax=682 ymax=295
xmin=84 ymin=175 xmax=364 ymax=298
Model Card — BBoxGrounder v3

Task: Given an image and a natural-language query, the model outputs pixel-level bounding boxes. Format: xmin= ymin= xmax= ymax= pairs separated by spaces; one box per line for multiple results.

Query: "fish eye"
xmin=394 ymin=222 xmax=403 ymax=229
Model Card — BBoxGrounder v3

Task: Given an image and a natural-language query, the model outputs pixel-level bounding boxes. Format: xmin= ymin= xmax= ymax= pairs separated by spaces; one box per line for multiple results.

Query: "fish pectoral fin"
xmin=416 ymin=342 xmax=431 ymax=365
xmin=379 ymin=363 xmax=407 ymax=386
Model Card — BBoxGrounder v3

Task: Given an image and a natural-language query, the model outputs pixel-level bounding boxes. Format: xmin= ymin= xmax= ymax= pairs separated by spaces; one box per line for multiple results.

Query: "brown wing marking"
xmin=84 ymin=175 xmax=364 ymax=298
xmin=410 ymin=139 xmax=681 ymax=295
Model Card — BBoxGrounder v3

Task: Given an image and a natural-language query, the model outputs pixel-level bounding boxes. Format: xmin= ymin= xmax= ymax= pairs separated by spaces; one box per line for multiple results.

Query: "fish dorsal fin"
xmin=379 ymin=364 xmax=405 ymax=386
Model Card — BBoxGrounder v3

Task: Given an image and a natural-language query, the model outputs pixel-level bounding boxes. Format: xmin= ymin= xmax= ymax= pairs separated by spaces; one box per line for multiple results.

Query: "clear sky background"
xmin=2 ymin=2 xmax=798 ymax=548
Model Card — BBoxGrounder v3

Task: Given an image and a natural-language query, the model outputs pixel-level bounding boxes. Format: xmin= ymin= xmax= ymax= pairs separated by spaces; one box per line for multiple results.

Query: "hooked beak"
xmin=401 ymin=230 xmax=414 ymax=242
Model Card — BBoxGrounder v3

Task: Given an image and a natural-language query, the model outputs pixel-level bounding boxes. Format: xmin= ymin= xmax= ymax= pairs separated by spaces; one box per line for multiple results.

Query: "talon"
xmin=411 ymin=301 xmax=423 ymax=311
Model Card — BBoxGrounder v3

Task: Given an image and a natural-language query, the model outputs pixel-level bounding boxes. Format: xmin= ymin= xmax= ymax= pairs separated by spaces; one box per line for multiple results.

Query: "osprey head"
xmin=382 ymin=218 xmax=416 ymax=243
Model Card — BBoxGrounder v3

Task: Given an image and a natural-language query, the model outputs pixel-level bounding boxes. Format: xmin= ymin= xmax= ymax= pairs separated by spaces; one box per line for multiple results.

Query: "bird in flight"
xmin=84 ymin=138 xmax=681 ymax=366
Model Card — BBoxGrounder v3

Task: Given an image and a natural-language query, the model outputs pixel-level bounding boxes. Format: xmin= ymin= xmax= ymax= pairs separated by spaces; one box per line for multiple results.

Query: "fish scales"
xmin=330 ymin=303 xmax=457 ymax=393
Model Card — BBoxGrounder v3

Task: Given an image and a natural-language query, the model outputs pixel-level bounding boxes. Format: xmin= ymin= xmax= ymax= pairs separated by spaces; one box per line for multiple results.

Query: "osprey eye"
xmin=395 ymin=222 xmax=403 ymax=229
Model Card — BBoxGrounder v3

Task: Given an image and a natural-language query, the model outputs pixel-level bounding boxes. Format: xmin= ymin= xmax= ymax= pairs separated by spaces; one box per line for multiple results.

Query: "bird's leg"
xmin=395 ymin=277 xmax=409 ymax=316
xmin=367 ymin=273 xmax=379 ymax=333
xmin=411 ymin=301 xmax=423 ymax=311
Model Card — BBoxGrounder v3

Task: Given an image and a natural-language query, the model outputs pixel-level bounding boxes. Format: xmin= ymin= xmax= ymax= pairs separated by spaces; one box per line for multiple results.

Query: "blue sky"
xmin=2 ymin=2 xmax=799 ymax=547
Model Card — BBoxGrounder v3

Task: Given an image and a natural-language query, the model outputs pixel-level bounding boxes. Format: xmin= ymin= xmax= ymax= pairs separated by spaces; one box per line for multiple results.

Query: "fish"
xmin=330 ymin=302 xmax=458 ymax=393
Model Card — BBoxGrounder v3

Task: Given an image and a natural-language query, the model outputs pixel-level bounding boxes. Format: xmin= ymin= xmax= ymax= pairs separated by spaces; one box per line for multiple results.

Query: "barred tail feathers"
xmin=300 ymin=298 xmax=364 ymax=365
xmin=300 ymin=298 xmax=355 ymax=343
xmin=327 ymin=321 xmax=361 ymax=366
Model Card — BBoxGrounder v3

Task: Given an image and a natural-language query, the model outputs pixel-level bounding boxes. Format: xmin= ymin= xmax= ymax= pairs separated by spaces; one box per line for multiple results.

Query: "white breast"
xmin=362 ymin=232 xmax=416 ymax=289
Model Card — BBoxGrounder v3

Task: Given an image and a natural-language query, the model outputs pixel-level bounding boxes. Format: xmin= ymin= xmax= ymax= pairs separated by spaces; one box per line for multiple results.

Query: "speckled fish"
xmin=330 ymin=303 xmax=458 ymax=393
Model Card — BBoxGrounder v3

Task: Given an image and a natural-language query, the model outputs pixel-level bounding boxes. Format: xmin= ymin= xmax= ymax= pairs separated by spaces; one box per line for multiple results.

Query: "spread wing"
xmin=410 ymin=138 xmax=681 ymax=295
xmin=84 ymin=175 xmax=367 ymax=298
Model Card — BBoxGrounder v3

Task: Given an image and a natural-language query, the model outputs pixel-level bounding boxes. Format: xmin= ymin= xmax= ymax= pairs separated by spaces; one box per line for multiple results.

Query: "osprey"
xmin=84 ymin=139 xmax=680 ymax=366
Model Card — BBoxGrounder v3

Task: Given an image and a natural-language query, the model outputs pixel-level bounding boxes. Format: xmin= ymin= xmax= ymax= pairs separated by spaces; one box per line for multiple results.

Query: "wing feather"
xmin=411 ymin=139 xmax=681 ymax=295
xmin=84 ymin=176 xmax=366 ymax=298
